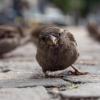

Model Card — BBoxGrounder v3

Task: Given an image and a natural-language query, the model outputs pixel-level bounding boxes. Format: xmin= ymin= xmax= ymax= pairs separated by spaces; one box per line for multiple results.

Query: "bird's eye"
xmin=39 ymin=35 xmax=46 ymax=41
xmin=41 ymin=37 xmax=46 ymax=41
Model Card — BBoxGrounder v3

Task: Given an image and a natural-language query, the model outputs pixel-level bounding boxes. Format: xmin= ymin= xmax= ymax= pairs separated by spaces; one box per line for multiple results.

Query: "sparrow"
xmin=87 ymin=22 xmax=100 ymax=41
xmin=0 ymin=24 xmax=30 ymax=57
xmin=36 ymin=26 xmax=87 ymax=77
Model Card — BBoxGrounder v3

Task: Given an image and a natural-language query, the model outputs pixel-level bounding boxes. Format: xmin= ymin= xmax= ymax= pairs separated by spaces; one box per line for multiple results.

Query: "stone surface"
xmin=0 ymin=26 xmax=100 ymax=99
xmin=0 ymin=86 xmax=50 ymax=100
xmin=0 ymin=78 xmax=69 ymax=88
xmin=60 ymin=83 xmax=100 ymax=99
xmin=64 ymin=74 xmax=100 ymax=83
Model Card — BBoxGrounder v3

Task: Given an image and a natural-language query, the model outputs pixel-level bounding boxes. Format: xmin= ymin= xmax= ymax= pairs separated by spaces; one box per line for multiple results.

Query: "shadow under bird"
xmin=36 ymin=26 xmax=88 ymax=77
xmin=0 ymin=25 xmax=30 ymax=57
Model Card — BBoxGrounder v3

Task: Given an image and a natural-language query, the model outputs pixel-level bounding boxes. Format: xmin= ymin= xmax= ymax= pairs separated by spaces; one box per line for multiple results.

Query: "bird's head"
xmin=39 ymin=33 xmax=58 ymax=46
xmin=39 ymin=26 xmax=61 ymax=47
xmin=38 ymin=26 xmax=77 ymax=49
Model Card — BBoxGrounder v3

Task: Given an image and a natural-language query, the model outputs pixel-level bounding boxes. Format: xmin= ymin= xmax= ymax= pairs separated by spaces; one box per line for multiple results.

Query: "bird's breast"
xmin=37 ymin=43 xmax=79 ymax=72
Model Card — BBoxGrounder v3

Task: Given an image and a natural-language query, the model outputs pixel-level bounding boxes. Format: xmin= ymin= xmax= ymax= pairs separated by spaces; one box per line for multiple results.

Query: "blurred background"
xmin=0 ymin=0 xmax=100 ymax=57
xmin=0 ymin=0 xmax=100 ymax=27
xmin=0 ymin=0 xmax=100 ymax=99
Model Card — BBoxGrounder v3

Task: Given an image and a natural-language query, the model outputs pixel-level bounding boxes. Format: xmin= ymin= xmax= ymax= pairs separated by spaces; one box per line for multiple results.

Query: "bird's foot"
xmin=69 ymin=65 xmax=89 ymax=75
xmin=68 ymin=70 xmax=88 ymax=75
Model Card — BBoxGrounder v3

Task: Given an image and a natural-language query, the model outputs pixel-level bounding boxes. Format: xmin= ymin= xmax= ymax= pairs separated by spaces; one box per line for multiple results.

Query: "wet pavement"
xmin=0 ymin=26 xmax=100 ymax=100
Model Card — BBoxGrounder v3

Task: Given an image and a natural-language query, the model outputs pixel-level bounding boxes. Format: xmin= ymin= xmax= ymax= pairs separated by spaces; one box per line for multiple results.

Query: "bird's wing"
xmin=66 ymin=32 xmax=77 ymax=45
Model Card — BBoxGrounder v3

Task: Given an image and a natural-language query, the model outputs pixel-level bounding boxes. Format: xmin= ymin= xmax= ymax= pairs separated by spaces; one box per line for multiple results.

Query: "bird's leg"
xmin=69 ymin=65 xmax=89 ymax=75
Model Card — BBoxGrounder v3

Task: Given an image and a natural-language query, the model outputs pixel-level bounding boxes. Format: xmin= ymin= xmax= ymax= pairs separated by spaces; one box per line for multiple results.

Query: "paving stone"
xmin=0 ymin=61 xmax=43 ymax=80
xmin=0 ymin=86 xmax=50 ymax=100
xmin=73 ymin=65 xmax=100 ymax=74
xmin=60 ymin=83 xmax=100 ymax=99
xmin=64 ymin=74 xmax=100 ymax=83
xmin=0 ymin=78 xmax=69 ymax=88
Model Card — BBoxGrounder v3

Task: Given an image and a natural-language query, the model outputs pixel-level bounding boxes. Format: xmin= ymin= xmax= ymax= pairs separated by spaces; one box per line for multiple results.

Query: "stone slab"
xmin=0 ymin=86 xmax=50 ymax=100
xmin=60 ymin=83 xmax=100 ymax=99
xmin=0 ymin=78 xmax=69 ymax=88
xmin=64 ymin=74 xmax=100 ymax=83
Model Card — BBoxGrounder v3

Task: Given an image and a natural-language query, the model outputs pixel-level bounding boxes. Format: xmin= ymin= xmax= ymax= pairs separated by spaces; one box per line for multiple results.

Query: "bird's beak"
xmin=47 ymin=35 xmax=57 ymax=46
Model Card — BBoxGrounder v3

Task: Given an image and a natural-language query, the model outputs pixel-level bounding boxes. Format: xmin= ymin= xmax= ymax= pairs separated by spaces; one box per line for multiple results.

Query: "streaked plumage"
xmin=36 ymin=26 xmax=80 ymax=75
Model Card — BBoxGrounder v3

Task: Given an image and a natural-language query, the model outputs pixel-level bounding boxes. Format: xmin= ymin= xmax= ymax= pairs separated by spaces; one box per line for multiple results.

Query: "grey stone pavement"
xmin=0 ymin=26 xmax=100 ymax=100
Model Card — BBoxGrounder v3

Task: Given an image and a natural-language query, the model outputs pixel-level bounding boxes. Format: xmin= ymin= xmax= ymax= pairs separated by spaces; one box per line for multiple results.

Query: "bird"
xmin=87 ymin=22 xmax=100 ymax=41
xmin=0 ymin=24 xmax=30 ymax=57
xmin=36 ymin=26 xmax=88 ymax=77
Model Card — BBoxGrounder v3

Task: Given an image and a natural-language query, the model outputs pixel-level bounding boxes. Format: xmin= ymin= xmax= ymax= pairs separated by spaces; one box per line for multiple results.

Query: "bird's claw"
xmin=69 ymin=65 xmax=89 ymax=75
xmin=68 ymin=70 xmax=89 ymax=75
